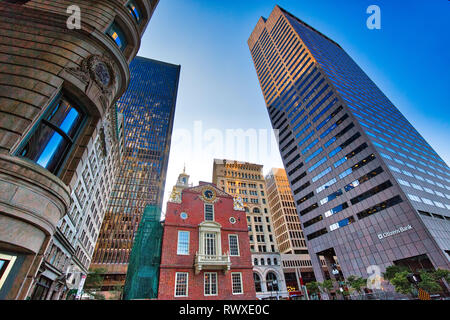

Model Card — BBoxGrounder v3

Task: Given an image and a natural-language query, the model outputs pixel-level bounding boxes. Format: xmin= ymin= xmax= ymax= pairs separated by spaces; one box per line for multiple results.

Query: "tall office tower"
xmin=248 ymin=6 xmax=450 ymax=285
xmin=90 ymin=56 xmax=180 ymax=299
xmin=212 ymin=159 xmax=288 ymax=299
xmin=0 ymin=0 xmax=157 ymax=300
xmin=265 ymin=168 xmax=327 ymax=287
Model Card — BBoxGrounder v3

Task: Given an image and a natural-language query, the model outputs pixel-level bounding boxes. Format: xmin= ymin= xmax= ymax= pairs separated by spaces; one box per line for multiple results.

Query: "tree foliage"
xmin=346 ymin=275 xmax=367 ymax=293
xmin=84 ymin=268 xmax=107 ymax=296
xmin=384 ymin=265 xmax=449 ymax=296
xmin=305 ymin=281 xmax=320 ymax=295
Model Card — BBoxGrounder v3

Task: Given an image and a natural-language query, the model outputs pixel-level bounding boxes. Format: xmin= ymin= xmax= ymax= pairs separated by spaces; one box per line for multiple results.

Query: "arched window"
xmin=254 ymin=258 xmax=258 ymax=266
xmin=273 ymin=258 xmax=278 ymax=265
xmin=107 ymin=22 xmax=128 ymax=51
xmin=126 ymin=0 xmax=142 ymax=24
xmin=266 ymin=272 xmax=279 ymax=292
xmin=260 ymin=258 xmax=265 ymax=265
xmin=267 ymin=258 xmax=271 ymax=265
xmin=253 ymin=273 xmax=262 ymax=292
xmin=253 ymin=207 xmax=260 ymax=213
xmin=17 ymin=94 xmax=86 ymax=176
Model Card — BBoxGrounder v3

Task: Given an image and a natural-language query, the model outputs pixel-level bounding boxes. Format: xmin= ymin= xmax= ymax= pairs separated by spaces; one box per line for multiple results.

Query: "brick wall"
xmin=158 ymin=184 xmax=256 ymax=300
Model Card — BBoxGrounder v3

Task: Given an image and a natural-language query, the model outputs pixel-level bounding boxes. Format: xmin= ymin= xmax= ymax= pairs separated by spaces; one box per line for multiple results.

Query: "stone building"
xmin=31 ymin=105 xmax=125 ymax=300
xmin=0 ymin=0 xmax=157 ymax=299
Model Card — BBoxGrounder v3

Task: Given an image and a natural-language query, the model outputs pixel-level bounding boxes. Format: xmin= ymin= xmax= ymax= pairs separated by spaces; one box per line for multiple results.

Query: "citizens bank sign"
xmin=377 ymin=225 xmax=412 ymax=240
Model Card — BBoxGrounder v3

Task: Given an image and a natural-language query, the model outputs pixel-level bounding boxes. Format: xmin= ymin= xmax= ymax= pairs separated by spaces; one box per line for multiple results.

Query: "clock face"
xmin=204 ymin=190 xmax=214 ymax=199
xmin=202 ymin=188 xmax=216 ymax=202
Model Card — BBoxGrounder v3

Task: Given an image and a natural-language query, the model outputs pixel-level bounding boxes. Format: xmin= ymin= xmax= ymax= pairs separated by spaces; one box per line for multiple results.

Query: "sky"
xmin=136 ymin=0 xmax=450 ymax=208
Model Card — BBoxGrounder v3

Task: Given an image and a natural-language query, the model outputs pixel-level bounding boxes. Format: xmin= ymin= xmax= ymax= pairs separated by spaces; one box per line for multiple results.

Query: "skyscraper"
xmin=212 ymin=159 xmax=288 ymax=299
xmin=248 ymin=6 xmax=450 ymax=285
xmin=90 ymin=56 xmax=180 ymax=299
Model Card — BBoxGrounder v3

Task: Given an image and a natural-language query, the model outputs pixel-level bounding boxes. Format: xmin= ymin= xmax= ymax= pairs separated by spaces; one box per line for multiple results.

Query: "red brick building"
xmin=158 ymin=180 xmax=256 ymax=300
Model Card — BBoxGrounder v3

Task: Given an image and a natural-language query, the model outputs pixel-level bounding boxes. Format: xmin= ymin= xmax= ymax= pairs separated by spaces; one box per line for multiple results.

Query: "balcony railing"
xmin=194 ymin=252 xmax=231 ymax=274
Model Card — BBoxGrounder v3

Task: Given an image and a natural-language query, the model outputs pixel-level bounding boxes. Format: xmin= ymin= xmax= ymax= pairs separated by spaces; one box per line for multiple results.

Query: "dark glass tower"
xmin=91 ymin=56 xmax=180 ymax=296
xmin=248 ymin=6 xmax=450 ymax=284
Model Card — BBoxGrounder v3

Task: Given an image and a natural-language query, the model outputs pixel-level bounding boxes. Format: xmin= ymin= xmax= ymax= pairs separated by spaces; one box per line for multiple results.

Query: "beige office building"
xmin=265 ymin=168 xmax=329 ymax=290
xmin=212 ymin=159 xmax=288 ymax=299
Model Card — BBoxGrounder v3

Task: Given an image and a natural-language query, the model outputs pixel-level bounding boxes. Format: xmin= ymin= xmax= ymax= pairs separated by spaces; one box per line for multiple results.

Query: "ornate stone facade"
xmin=0 ymin=0 xmax=158 ymax=299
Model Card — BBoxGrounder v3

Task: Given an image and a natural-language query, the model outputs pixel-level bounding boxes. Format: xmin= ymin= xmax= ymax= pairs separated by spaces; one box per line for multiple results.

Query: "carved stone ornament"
xmin=65 ymin=54 xmax=116 ymax=110
xmin=233 ymin=196 xmax=245 ymax=211
xmin=169 ymin=190 xmax=182 ymax=203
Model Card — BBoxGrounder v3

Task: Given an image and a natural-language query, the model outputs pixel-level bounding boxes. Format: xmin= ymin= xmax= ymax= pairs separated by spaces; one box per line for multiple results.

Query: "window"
xmin=229 ymin=235 xmax=239 ymax=256
xmin=231 ymin=273 xmax=243 ymax=294
xmin=306 ymin=228 xmax=328 ymax=240
xmin=253 ymin=273 xmax=262 ymax=292
xmin=350 ymin=181 xmax=393 ymax=205
xmin=0 ymin=254 xmax=17 ymax=290
xmin=320 ymin=189 xmax=343 ymax=205
xmin=357 ymin=195 xmax=403 ymax=220
xmin=324 ymin=202 xmax=349 ymax=217
xmin=204 ymin=273 xmax=218 ymax=296
xmin=303 ymin=215 xmax=323 ymax=228
xmin=18 ymin=95 xmax=85 ymax=175
xmin=204 ymin=233 xmax=216 ymax=256
xmin=266 ymin=272 xmax=279 ymax=292
xmin=329 ymin=216 xmax=355 ymax=231
xmin=126 ymin=0 xmax=142 ymax=23
xmin=174 ymin=273 xmax=188 ymax=297
xmin=177 ymin=231 xmax=189 ymax=255
xmin=107 ymin=22 xmax=128 ymax=51
xmin=204 ymin=204 xmax=214 ymax=221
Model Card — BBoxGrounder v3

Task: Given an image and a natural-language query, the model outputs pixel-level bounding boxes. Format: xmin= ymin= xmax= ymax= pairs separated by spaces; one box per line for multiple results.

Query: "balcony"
xmin=194 ymin=252 xmax=231 ymax=274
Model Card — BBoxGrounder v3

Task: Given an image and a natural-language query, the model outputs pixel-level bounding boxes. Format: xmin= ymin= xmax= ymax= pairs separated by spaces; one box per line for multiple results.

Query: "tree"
xmin=417 ymin=270 xmax=442 ymax=294
xmin=389 ymin=271 xmax=414 ymax=295
xmin=305 ymin=281 xmax=320 ymax=297
xmin=346 ymin=275 xmax=367 ymax=294
xmin=432 ymin=269 xmax=450 ymax=284
xmin=383 ymin=265 xmax=409 ymax=281
xmin=319 ymin=279 xmax=335 ymax=299
xmin=384 ymin=265 xmax=449 ymax=297
xmin=83 ymin=268 xmax=107 ymax=300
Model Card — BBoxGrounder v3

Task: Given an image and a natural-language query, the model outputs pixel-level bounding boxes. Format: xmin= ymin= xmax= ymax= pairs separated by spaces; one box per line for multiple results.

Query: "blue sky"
xmin=137 ymin=0 xmax=450 ymax=206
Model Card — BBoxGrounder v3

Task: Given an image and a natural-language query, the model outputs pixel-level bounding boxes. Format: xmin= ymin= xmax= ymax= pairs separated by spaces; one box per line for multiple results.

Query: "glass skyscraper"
xmin=248 ymin=6 xmax=450 ymax=284
xmin=91 ymin=56 xmax=180 ymax=297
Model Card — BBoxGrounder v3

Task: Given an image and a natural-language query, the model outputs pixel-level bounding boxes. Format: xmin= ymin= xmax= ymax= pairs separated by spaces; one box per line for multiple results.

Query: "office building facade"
xmin=90 ymin=56 xmax=180 ymax=299
xmin=265 ymin=168 xmax=329 ymax=290
xmin=0 ymin=0 xmax=157 ymax=299
xmin=212 ymin=159 xmax=288 ymax=299
xmin=248 ymin=6 xmax=450 ymax=284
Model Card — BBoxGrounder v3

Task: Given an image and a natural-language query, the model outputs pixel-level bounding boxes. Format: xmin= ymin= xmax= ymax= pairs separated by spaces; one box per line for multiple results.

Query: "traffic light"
xmin=406 ymin=273 xmax=422 ymax=285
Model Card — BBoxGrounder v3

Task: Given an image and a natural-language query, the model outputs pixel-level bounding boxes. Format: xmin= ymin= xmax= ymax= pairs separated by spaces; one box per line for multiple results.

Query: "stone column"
xmin=0 ymin=154 xmax=71 ymax=300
